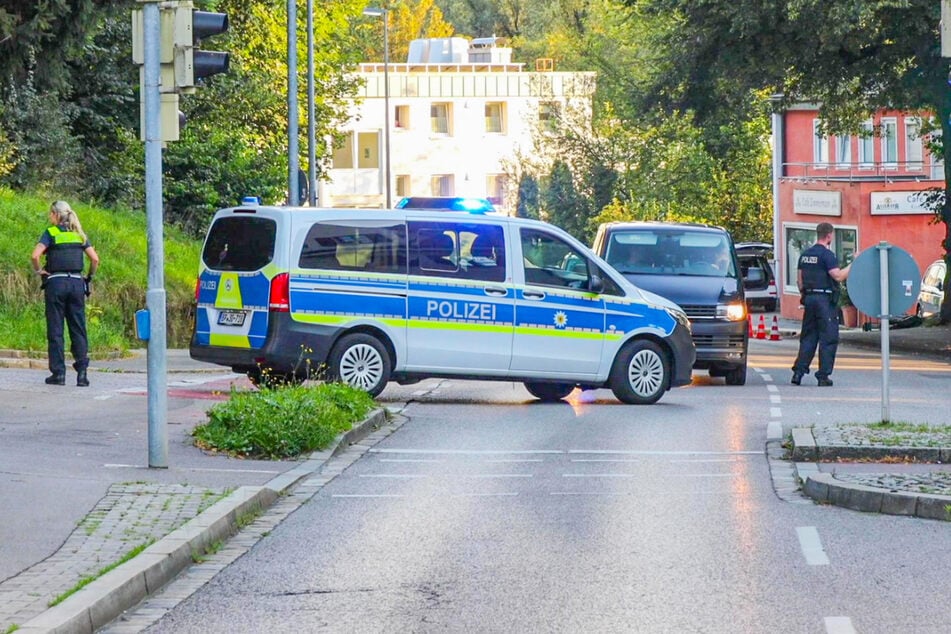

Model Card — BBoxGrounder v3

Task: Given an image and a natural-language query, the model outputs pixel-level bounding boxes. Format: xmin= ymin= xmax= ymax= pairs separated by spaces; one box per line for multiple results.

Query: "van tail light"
xmin=194 ymin=277 xmax=200 ymax=302
xmin=269 ymin=273 xmax=290 ymax=312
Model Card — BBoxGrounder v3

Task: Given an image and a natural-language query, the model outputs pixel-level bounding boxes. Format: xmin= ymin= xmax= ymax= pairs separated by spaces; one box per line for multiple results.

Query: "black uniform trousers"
xmin=792 ymin=292 xmax=839 ymax=379
xmin=45 ymin=276 xmax=89 ymax=376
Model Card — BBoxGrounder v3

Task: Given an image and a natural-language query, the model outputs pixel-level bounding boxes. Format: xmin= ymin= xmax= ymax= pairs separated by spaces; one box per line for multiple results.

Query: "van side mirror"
xmin=589 ymin=274 xmax=604 ymax=294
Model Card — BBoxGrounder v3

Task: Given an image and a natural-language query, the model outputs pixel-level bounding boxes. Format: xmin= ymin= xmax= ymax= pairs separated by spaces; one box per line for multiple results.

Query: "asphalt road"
xmin=139 ymin=340 xmax=951 ymax=634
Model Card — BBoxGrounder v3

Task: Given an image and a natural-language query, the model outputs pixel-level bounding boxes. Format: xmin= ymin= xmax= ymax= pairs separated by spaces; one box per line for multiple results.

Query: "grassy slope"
xmin=0 ymin=189 xmax=202 ymax=354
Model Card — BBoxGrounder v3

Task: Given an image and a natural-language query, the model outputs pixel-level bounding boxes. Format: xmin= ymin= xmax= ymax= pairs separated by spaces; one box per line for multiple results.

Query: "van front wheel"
xmin=610 ymin=340 xmax=668 ymax=405
xmin=328 ymin=333 xmax=391 ymax=397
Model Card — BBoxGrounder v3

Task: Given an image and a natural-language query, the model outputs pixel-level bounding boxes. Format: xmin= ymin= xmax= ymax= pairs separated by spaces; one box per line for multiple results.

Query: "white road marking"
xmin=669 ymin=458 xmax=738 ymax=463
xmin=370 ymin=448 xmax=562 ymax=455
xmin=770 ymin=394 xmax=782 ymax=404
xmin=762 ymin=375 xmax=773 ymax=382
xmin=570 ymin=449 xmax=760 ymax=455
xmin=824 ymin=617 xmax=856 ymax=634
xmin=378 ymin=459 xmax=445 ymax=463
xmin=94 ymin=394 xmax=115 ymax=400
xmin=796 ymin=526 xmax=830 ymax=565
xmin=767 ymin=384 xmax=778 ymax=392
xmin=563 ymin=473 xmax=639 ymax=478
xmin=332 ymin=494 xmax=405 ymax=498
xmin=550 ymin=491 xmax=626 ymax=496
xmin=770 ymin=407 xmax=782 ymax=418
xmin=571 ymin=459 xmax=640 ymax=463
xmin=485 ymin=459 xmax=544 ymax=463
xmin=766 ymin=421 xmax=783 ymax=441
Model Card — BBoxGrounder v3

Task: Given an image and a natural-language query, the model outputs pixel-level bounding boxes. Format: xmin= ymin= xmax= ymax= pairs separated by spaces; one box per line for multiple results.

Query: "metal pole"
xmin=878 ymin=241 xmax=891 ymax=423
xmin=306 ymin=0 xmax=316 ymax=206
xmin=143 ymin=1 xmax=168 ymax=468
xmin=382 ymin=13 xmax=391 ymax=208
xmin=287 ymin=0 xmax=299 ymax=205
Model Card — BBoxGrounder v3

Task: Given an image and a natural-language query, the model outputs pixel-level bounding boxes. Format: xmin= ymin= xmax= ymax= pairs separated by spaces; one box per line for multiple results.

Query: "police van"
xmin=189 ymin=204 xmax=695 ymax=404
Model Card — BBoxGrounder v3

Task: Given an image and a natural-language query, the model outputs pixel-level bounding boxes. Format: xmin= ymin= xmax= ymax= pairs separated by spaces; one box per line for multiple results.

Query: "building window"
xmin=834 ymin=135 xmax=851 ymax=168
xmin=431 ymin=103 xmax=451 ymax=135
xmin=395 ymin=105 xmax=410 ymax=130
xmin=905 ymin=117 xmax=923 ymax=171
xmin=881 ymin=117 xmax=898 ymax=167
xmin=396 ymin=175 xmax=410 ymax=197
xmin=486 ymin=173 xmax=507 ymax=206
xmin=357 ymin=132 xmax=379 ymax=168
xmin=431 ymin=174 xmax=454 ymax=196
xmin=539 ymin=101 xmax=560 ymax=131
xmin=857 ymin=120 xmax=874 ymax=168
xmin=485 ymin=102 xmax=505 ymax=134
xmin=813 ymin=119 xmax=829 ymax=166
xmin=784 ymin=224 xmax=857 ymax=291
xmin=332 ymin=132 xmax=354 ymax=169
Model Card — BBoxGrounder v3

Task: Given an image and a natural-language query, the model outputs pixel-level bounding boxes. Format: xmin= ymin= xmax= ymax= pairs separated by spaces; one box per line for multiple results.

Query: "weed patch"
xmin=192 ymin=382 xmax=375 ymax=460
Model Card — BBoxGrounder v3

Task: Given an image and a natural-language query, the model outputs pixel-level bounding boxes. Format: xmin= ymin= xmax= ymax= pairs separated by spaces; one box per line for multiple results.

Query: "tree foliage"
xmin=0 ymin=0 xmax=368 ymax=235
xmin=625 ymin=0 xmax=951 ymax=321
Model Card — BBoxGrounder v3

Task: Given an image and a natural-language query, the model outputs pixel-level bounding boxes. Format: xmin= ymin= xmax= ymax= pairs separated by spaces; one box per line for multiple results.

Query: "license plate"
xmin=217 ymin=310 xmax=247 ymax=326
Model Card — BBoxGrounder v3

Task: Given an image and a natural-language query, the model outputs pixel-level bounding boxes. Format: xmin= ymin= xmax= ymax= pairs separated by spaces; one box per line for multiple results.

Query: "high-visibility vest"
xmin=46 ymin=226 xmax=85 ymax=273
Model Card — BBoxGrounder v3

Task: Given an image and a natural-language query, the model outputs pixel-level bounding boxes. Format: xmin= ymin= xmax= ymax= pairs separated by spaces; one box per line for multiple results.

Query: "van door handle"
xmin=522 ymin=290 xmax=546 ymax=300
xmin=484 ymin=286 xmax=508 ymax=297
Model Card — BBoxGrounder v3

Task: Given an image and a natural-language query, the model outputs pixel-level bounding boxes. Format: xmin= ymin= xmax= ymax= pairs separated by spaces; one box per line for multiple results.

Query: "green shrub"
xmin=193 ymin=382 xmax=376 ymax=460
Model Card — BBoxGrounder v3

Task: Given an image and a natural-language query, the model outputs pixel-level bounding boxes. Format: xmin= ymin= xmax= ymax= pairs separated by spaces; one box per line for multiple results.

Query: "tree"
xmin=625 ymin=0 xmax=951 ymax=321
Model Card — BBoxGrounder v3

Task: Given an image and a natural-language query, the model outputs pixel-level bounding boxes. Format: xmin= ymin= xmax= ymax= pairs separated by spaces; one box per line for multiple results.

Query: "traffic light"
xmin=174 ymin=8 xmax=230 ymax=91
xmin=132 ymin=1 xmax=230 ymax=142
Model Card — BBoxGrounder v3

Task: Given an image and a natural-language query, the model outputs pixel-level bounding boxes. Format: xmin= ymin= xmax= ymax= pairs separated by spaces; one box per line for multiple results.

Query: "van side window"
xmin=409 ymin=222 xmax=506 ymax=282
xmin=202 ymin=217 xmax=276 ymax=271
xmin=298 ymin=222 xmax=406 ymax=273
xmin=519 ymin=228 xmax=591 ymax=290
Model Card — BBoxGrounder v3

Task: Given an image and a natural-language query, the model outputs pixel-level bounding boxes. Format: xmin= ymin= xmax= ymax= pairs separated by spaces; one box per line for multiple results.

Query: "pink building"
xmin=772 ymin=104 xmax=945 ymax=324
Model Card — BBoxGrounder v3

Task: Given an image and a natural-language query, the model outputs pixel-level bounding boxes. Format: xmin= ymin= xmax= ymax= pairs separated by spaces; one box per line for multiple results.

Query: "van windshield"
xmin=605 ymin=229 xmax=737 ymax=278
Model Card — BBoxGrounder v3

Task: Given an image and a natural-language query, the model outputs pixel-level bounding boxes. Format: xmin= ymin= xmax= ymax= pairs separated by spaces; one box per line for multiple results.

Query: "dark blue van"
xmin=592 ymin=221 xmax=749 ymax=385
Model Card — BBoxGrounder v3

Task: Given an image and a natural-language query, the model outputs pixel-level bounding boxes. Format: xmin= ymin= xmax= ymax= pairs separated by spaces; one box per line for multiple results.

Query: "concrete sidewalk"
xmin=0 ymin=351 xmax=392 ymax=633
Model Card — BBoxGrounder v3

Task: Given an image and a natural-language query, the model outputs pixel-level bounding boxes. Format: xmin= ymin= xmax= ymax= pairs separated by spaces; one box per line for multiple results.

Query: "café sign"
xmin=870 ymin=191 xmax=933 ymax=215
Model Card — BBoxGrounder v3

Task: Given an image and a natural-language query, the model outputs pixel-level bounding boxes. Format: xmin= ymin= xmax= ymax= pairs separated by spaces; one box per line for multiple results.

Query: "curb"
xmin=15 ymin=407 xmax=388 ymax=634
xmin=791 ymin=427 xmax=951 ymax=523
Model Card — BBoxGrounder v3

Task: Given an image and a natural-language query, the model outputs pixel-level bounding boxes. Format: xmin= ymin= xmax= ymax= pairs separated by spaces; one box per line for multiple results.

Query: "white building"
xmin=325 ymin=37 xmax=596 ymax=212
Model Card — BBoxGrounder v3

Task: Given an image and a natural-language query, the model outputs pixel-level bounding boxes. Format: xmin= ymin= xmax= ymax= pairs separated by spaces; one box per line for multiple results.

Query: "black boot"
xmin=77 ymin=370 xmax=89 ymax=387
xmin=45 ymin=374 xmax=65 ymax=385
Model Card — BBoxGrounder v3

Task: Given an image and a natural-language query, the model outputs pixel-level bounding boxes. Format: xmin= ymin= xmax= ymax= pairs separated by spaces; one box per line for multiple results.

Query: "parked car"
xmin=917 ymin=258 xmax=945 ymax=317
xmin=394 ymin=196 xmax=496 ymax=213
xmin=592 ymin=221 xmax=749 ymax=385
xmin=735 ymin=242 xmax=778 ymax=312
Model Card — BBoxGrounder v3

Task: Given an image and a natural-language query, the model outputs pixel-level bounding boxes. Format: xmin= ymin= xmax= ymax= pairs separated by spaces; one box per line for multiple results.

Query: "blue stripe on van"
xmin=290 ymin=289 xmax=407 ymax=319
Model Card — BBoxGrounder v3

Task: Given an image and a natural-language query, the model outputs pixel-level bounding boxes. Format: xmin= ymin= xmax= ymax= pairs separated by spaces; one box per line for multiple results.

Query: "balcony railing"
xmin=782 ymin=161 xmax=943 ymax=183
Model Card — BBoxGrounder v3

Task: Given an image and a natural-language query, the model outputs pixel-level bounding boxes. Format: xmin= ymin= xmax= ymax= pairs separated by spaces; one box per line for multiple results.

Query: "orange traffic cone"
xmin=769 ymin=315 xmax=781 ymax=341
xmin=755 ymin=315 xmax=767 ymax=339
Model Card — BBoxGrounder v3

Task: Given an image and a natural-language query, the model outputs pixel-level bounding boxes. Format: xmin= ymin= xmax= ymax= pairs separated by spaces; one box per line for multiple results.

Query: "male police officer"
xmin=792 ymin=222 xmax=851 ymax=386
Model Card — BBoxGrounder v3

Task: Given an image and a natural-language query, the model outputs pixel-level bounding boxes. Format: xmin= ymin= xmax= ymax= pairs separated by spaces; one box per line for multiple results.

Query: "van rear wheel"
xmin=328 ymin=333 xmax=391 ymax=397
xmin=609 ymin=339 xmax=668 ymax=405
xmin=524 ymin=382 xmax=575 ymax=402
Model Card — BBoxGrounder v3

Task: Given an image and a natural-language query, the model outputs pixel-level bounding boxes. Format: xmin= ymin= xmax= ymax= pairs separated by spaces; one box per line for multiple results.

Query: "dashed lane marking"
xmin=824 ymin=616 xmax=856 ymax=634
xmin=796 ymin=526 xmax=830 ymax=565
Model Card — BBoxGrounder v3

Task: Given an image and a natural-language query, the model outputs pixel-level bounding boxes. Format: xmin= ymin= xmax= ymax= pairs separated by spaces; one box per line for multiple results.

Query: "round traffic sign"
xmin=847 ymin=243 xmax=921 ymax=317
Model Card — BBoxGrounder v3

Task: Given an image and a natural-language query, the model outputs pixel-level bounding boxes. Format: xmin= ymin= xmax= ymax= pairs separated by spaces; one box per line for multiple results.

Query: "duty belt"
xmin=47 ymin=272 xmax=84 ymax=279
xmin=804 ymin=289 xmax=833 ymax=294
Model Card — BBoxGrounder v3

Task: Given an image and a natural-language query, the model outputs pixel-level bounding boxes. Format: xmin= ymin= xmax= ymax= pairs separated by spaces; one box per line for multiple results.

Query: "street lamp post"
xmin=363 ymin=7 xmax=391 ymax=208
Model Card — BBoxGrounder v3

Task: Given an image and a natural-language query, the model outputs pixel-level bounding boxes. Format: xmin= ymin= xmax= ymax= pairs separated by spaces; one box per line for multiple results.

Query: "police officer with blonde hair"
xmin=30 ymin=201 xmax=100 ymax=386
xmin=791 ymin=222 xmax=850 ymax=386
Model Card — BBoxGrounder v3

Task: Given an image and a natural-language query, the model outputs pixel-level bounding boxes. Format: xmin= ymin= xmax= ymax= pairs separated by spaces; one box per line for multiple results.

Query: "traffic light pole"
xmin=141 ymin=0 xmax=169 ymax=468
